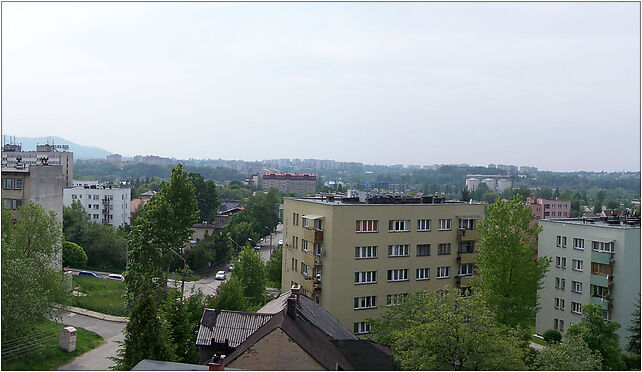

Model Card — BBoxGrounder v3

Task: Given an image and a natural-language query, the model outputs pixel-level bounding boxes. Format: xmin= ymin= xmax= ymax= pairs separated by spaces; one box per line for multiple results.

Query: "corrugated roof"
xmin=196 ymin=309 xmax=274 ymax=347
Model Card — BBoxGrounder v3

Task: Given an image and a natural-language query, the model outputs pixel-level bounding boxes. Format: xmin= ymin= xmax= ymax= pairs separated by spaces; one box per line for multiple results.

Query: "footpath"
xmin=66 ymin=305 xmax=129 ymax=323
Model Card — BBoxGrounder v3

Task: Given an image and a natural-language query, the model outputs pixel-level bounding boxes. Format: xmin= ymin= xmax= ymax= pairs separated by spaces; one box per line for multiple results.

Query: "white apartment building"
xmin=63 ymin=184 xmax=131 ymax=227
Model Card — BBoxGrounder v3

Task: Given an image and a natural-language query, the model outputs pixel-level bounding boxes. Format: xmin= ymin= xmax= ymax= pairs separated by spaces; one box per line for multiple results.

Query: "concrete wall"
xmin=282 ymin=198 xmax=484 ymax=334
xmin=227 ymin=328 xmax=324 ymax=370
xmin=63 ymin=186 xmax=130 ymax=227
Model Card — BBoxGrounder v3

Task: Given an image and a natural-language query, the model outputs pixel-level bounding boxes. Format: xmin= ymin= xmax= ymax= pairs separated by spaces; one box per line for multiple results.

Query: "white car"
xmin=278 ymin=239 xmax=283 ymax=245
xmin=107 ymin=274 xmax=124 ymax=281
xmin=215 ymin=271 xmax=226 ymax=280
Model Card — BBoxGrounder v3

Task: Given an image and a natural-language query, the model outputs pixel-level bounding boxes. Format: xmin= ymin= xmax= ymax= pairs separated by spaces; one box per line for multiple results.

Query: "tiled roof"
xmin=196 ymin=309 xmax=273 ymax=348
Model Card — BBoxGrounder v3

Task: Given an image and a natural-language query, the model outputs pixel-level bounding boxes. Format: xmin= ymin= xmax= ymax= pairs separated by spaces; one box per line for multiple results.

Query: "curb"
xmin=66 ymin=306 xmax=129 ymax=323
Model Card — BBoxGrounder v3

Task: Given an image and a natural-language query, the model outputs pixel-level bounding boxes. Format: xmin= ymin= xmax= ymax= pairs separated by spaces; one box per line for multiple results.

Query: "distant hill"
xmin=5 ymin=136 xmax=113 ymax=160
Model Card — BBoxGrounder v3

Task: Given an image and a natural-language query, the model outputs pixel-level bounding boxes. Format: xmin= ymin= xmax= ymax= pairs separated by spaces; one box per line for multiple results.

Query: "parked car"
xmin=254 ymin=246 xmax=261 ymax=251
xmin=278 ymin=239 xmax=283 ymax=246
xmin=107 ymin=274 xmax=124 ymax=281
xmin=228 ymin=264 xmax=235 ymax=271
xmin=215 ymin=271 xmax=226 ymax=280
xmin=78 ymin=271 xmax=102 ymax=279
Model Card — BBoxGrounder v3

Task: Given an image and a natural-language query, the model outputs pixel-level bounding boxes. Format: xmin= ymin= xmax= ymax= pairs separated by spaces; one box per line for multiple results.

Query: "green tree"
xmin=63 ymin=200 xmax=90 ymax=243
xmin=566 ymin=303 xmax=625 ymax=370
xmin=233 ymin=246 xmax=265 ymax=305
xmin=82 ymin=223 xmax=127 ymax=271
xmin=371 ymin=287 xmax=528 ymax=370
xmin=113 ymin=278 xmax=175 ymax=370
xmin=475 ymin=195 xmax=551 ymax=329
xmin=228 ymin=221 xmax=259 ymax=253
xmin=554 ymin=187 xmax=560 ymax=198
xmin=533 ymin=334 xmax=603 ymax=370
xmin=514 ymin=186 xmax=532 ymax=200
xmin=184 ymin=244 xmax=214 ymax=271
xmin=208 ymin=278 xmax=248 ymax=311
xmin=265 ymin=246 xmax=282 ymax=286
xmin=160 ymin=287 xmax=205 ymax=364
xmin=535 ymin=187 xmax=553 ymax=199
xmin=482 ymin=192 xmax=500 ymax=204
xmin=62 ymin=240 xmax=88 ymax=268
xmin=606 ymin=200 xmax=619 ymax=210
xmin=188 ymin=172 xmax=220 ymax=223
xmin=460 ymin=187 xmax=471 ymax=201
xmin=1 ymin=204 xmax=67 ymax=341
xmin=627 ymin=294 xmax=641 ymax=353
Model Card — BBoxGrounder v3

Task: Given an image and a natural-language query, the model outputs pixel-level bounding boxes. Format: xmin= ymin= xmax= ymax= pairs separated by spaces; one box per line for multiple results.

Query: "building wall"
xmin=526 ymin=197 xmax=571 ymax=219
xmin=2 ymin=150 xmax=73 ymax=187
xmin=227 ymin=328 xmax=324 ymax=370
xmin=535 ymin=220 xmax=641 ymax=348
xmin=63 ymin=186 xmax=131 ymax=227
xmin=282 ymin=198 xmax=485 ymax=334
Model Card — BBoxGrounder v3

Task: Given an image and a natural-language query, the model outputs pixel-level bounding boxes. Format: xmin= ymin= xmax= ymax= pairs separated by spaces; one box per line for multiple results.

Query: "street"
xmin=54 ymin=312 xmax=126 ymax=370
xmin=256 ymin=222 xmax=283 ymax=262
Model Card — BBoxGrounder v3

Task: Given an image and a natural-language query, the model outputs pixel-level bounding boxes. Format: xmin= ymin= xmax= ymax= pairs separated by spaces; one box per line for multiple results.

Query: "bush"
xmin=622 ymin=353 xmax=641 ymax=370
xmin=63 ymin=241 xmax=88 ymax=268
xmin=543 ymin=329 xmax=562 ymax=344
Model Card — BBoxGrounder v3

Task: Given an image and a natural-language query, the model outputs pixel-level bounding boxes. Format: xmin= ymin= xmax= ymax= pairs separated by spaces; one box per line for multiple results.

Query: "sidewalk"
xmin=66 ymin=306 xmax=129 ymax=323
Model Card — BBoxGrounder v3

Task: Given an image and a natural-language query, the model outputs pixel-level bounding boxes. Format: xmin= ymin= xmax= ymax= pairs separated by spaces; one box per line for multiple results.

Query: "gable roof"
xmin=196 ymin=309 xmax=273 ymax=348
xmin=330 ymin=340 xmax=394 ymax=370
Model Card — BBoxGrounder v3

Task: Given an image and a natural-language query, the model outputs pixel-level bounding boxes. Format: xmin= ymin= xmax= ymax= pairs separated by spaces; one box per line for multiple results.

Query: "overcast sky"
xmin=2 ymin=2 xmax=639 ymax=172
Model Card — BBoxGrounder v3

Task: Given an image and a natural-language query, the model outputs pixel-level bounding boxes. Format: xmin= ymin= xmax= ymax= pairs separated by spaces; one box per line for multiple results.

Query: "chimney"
xmin=287 ymin=285 xmax=300 ymax=317
xmin=208 ymin=354 xmax=226 ymax=371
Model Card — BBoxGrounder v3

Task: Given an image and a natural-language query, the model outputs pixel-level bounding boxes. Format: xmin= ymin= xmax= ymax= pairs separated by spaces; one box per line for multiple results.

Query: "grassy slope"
xmin=70 ymin=275 xmax=128 ymax=316
xmin=2 ymin=319 xmax=104 ymax=371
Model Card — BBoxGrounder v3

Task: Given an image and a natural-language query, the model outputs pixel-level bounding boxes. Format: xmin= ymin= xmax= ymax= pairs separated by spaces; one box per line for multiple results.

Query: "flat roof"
xmin=285 ymin=197 xmax=484 ymax=206
xmin=542 ymin=218 xmax=640 ymax=230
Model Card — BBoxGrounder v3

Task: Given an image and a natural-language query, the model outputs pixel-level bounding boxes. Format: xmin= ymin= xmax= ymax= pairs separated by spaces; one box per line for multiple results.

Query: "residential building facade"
xmin=262 ymin=173 xmax=316 ymax=196
xmin=281 ymin=194 xmax=485 ymax=334
xmin=526 ymin=197 xmax=571 ymax=220
xmin=535 ymin=217 xmax=641 ymax=347
xmin=2 ymin=144 xmax=74 ymax=187
xmin=63 ymin=184 xmax=131 ymax=227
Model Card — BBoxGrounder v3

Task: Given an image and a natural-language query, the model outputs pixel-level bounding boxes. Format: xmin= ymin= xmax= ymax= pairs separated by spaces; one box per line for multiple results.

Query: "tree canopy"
xmin=233 ymin=246 xmax=266 ymax=305
xmin=475 ymin=195 xmax=551 ymax=329
xmin=533 ymin=334 xmax=603 ymax=370
xmin=371 ymin=287 xmax=528 ymax=370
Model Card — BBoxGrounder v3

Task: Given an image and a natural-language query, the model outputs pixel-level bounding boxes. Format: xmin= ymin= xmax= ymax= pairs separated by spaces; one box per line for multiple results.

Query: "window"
xmin=389 ymin=220 xmax=410 ymax=232
xmin=301 ymin=263 xmax=309 ymax=277
xmin=416 ymin=244 xmax=430 ymax=256
xmin=93 ymin=214 xmax=99 ymax=219
xmin=94 ymin=204 xmax=99 ymax=209
xmin=94 ymin=195 xmax=99 ymax=200
xmin=386 ymin=293 xmax=408 ymax=306
xmin=437 ymin=243 xmax=451 ymax=255
xmin=571 ymin=302 xmax=582 ymax=314
xmin=458 ymin=263 xmax=474 ymax=276
xmin=592 ymin=285 xmax=610 ymax=298
xmin=554 ymin=318 xmax=564 ymax=332
xmin=417 ymin=219 xmax=431 ymax=231
xmin=592 ymin=241 xmax=614 ymax=253
xmin=555 ymin=256 xmax=567 ymax=269
xmin=356 ymin=220 xmax=378 ymax=233
xmin=354 ymin=322 xmax=371 ymax=334
xmin=439 ymin=219 xmax=451 ymax=231
xmin=416 ymin=268 xmax=430 ymax=280
xmin=555 ymin=277 xmax=566 ymax=290
xmin=3 ymin=198 xmax=22 ymax=210
xmin=591 ymin=263 xmax=612 ymax=276
xmin=79 ymin=194 xmax=82 ymax=199
xmin=355 ymin=246 xmax=377 ymax=259
xmin=437 ymin=266 xmax=450 ymax=279
xmin=554 ymin=298 xmax=565 ymax=310
xmin=458 ymin=241 xmax=474 ymax=254
xmin=302 ymin=240 xmax=309 ymax=252
xmin=291 ymin=258 xmax=296 ymax=270
xmin=602 ymin=310 xmax=610 ymax=322
xmin=556 ymin=236 xmax=562 ymax=247
xmin=387 ymin=269 xmax=408 ymax=282
xmin=562 ymin=236 xmax=567 ymax=248
xmin=302 ymin=217 xmax=309 ymax=228
xmin=459 ymin=218 xmax=475 ymax=230
xmin=3 ymin=178 xmax=13 ymax=189
xmin=354 ymin=296 xmax=377 ymax=310
xmin=355 ymin=271 xmax=377 ymax=284
xmin=13 ymin=179 xmax=23 ymax=190
xmin=388 ymin=244 xmax=409 ymax=257
xmin=571 ymin=281 xmax=582 ymax=293
xmin=573 ymin=238 xmax=584 ymax=250
xmin=572 ymin=259 xmax=583 ymax=272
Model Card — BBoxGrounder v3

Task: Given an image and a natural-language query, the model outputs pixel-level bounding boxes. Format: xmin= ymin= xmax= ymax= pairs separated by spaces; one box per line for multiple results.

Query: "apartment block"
xmin=262 ymin=173 xmax=317 ymax=196
xmin=535 ymin=217 xmax=641 ymax=347
xmin=2 ymin=144 xmax=74 ymax=187
xmin=526 ymin=197 xmax=571 ymax=220
xmin=281 ymin=194 xmax=485 ymax=335
xmin=63 ymin=184 xmax=131 ymax=227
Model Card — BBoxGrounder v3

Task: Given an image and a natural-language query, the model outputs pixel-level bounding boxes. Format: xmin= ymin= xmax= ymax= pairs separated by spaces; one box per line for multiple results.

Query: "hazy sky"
xmin=2 ymin=2 xmax=640 ymax=172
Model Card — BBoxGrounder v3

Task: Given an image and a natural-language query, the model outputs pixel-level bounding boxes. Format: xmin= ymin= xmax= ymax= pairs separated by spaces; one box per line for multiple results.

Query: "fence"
xmin=1 ymin=323 xmax=63 ymax=363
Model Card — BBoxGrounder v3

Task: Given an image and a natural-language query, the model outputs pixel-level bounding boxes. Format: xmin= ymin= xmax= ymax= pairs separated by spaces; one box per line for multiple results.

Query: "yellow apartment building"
xmin=281 ymin=194 xmax=485 ymax=335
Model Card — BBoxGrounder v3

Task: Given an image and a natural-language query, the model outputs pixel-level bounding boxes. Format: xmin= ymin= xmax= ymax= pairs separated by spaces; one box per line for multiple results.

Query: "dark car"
xmin=78 ymin=270 xmax=102 ymax=279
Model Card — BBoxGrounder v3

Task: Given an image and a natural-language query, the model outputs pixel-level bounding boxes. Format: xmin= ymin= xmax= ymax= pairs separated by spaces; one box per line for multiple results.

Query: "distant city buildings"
xmin=63 ymin=184 xmax=131 ymax=227
xmin=262 ymin=173 xmax=317 ymax=196
xmin=535 ymin=216 xmax=641 ymax=348
xmin=2 ymin=143 xmax=74 ymax=187
xmin=281 ymin=194 xmax=484 ymax=335
xmin=525 ymin=197 xmax=571 ymax=220
xmin=465 ymin=175 xmax=513 ymax=194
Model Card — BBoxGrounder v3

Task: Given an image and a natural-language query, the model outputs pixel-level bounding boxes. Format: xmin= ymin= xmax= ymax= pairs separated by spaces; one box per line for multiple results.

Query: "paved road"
xmin=54 ymin=312 xmax=126 ymax=370
xmin=257 ymin=222 xmax=283 ymax=262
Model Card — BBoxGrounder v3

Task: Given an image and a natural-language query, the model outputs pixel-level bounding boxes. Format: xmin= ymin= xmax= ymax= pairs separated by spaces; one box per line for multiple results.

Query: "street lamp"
xmin=264 ymin=226 xmax=273 ymax=255
xmin=228 ymin=236 xmax=240 ymax=255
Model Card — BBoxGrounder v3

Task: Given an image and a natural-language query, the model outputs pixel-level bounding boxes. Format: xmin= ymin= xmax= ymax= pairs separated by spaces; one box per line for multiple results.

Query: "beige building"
xmin=281 ymin=194 xmax=485 ymax=335
xmin=262 ymin=173 xmax=316 ymax=196
xmin=2 ymin=144 xmax=74 ymax=187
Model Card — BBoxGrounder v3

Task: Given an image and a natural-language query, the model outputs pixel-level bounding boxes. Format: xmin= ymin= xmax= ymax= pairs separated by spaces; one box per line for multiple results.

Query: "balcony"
xmin=303 ymin=228 xmax=323 ymax=243
xmin=591 ymin=274 xmax=610 ymax=288
xmin=458 ymin=253 xmax=475 ymax=264
xmin=102 ymin=199 xmax=111 ymax=205
xmin=314 ymin=256 xmax=322 ymax=266
xmin=590 ymin=296 xmax=611 ymax=310
xmin=457 ymin=229 xmax=480 ymax=242
xmin=591 ymin=251 xmax=614 ymax=265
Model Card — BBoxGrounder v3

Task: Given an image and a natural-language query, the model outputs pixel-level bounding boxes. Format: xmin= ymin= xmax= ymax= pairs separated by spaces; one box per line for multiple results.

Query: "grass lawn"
xmin=2 ymin=319 xmax=104 ymax=370
xmin=70 ymin=275 xmax=128 ymax=316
